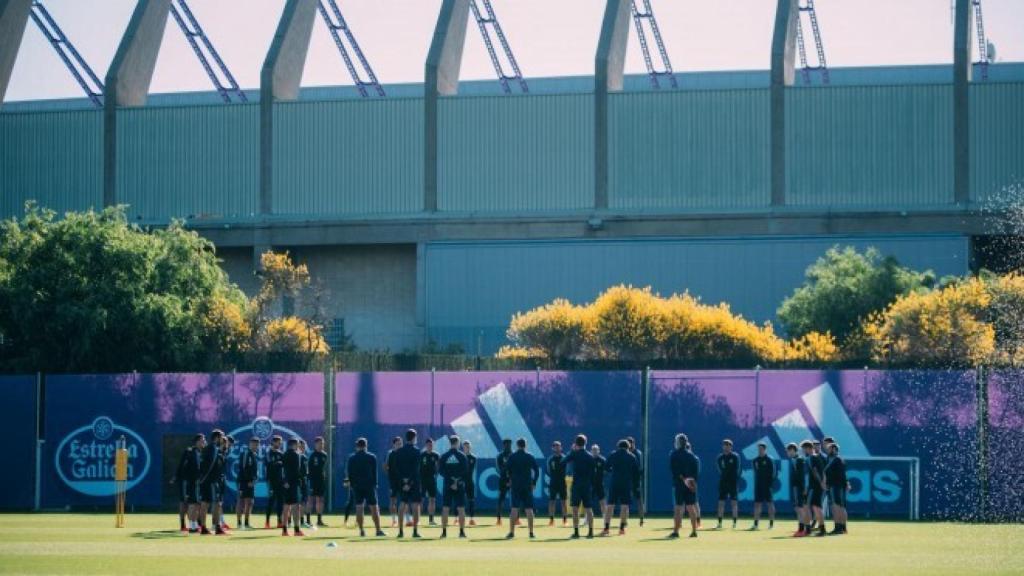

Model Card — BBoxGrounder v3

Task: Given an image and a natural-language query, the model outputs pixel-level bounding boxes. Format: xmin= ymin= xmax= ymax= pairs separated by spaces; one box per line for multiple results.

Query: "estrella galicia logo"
xmin=225 ymin=417 xmax=304 ymax=499
xmin=55 ymin=417 xmax=151 ymax=497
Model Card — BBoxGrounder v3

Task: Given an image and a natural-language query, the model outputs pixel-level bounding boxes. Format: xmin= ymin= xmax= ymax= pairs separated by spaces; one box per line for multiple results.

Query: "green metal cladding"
xmin=970 ymin=82 xmax=1024 ymax=203
xmin=0 ymin=109 xmax=102 ymax=218
xmin=608 ymin=89 xmax=771 ymax=210
xmin=786 ymin=84 xmax=954 ymax=207
xmin=117 ymin=103 xmax=259 ymax=222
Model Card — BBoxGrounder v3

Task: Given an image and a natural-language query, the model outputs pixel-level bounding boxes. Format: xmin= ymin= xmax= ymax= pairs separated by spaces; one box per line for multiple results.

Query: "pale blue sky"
xmin=6 ymin=0 xmax=1023 ymax=101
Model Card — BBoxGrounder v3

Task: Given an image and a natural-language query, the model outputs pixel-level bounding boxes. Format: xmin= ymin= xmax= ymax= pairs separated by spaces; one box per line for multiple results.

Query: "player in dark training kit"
xmin=419 ymin=438 xmax=440 ymax=525
xmin=590 ymin=444 xmax=607 ymax=531
xmin=296 ymin=439 xmax=310 ymax=530
xmin=347 ymin=437 xmax=386 ymax=537
xmin=806 ymin=440 xmax=827 ymax=536
xmin=180 ymin=434 xmax=205 ymax=533
xmin=394 ymin=429 xmax=423 ymax=538
xmin=669 ymin=433 xmax=700 ymax=539
xmin=604 ymin=439 xmax=640 ymax=536
xmin=281 ymin=438 xmax=304 ymax=536
xmin=462 ymin=441 xmax=478 ymax=526
xmin=237 ymin=437 xmax=259 ymax=530
xmin=307 ymin=437 xmax=328 ymax=527
xmin=563 ymin=435 xmax=597 ymax=539
xmin=627 ymin=437 xmax=646 ymax=526
xmin=265 ymin=435 xmax=285 ymax=529
xmin=198 ymin=429 xmax=226 ymax=535
xmin=751 ymin=442 xmax=777 ymax=529
xmin=505 ymin=438 xmax=539 ymax=539
xmin=439 ymin=436 xmax=470 ymax=539
xmin=547 ymin=441 xmax=568 ymax=526
xmin=787 ymin=442 xmax=810 ymax=537
xmin=383 ymin=437 xmax=402 ymax=527
xmin=172 ymin=439 xmax=197 ymax=532
xmin=217 ymin=435 xmax=234 ymax=531
xmin=824 ymin=442 xmax=849 ymax=535
xmin=716 ymin=439 xmax=740 ymax=529
xmin=495 ymin=439 xmax=513 ymax=526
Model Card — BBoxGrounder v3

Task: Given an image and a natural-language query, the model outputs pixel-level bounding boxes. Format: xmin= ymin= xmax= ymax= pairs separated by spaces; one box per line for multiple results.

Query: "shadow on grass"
xmin=129 ymin=530 xmax=185 ymax=540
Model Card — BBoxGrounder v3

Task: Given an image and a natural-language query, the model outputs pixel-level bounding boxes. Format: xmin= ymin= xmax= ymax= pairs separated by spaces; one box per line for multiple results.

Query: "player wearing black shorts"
xmin=604 ymin=439 xmax=639 ymax=535
xmin=590 ymin=444 xmax=607 ymax=531
xmin=788 ymin=442 xmax=809 ymax=537
xmin=347 ymin=437 xmax=385 ymax=537
xmin=265 ymin=435 xmax=285 ymax=529
xmin=295 ymin=439 xmax=310 ymax=530
xmin=505 ymin=437 xmax=539 ymax=539
xmin=281 ymin=438 xmax=305 ymax=536
xmin=180 ymin=434 xmax=205 ymax=533
xmin=806 ymin=441 xmax=827 ymax=536
xmin=547 ymin=441 xmax=568 ymax=526
xmin=716 ymin=439 xmax=740 ymax=529
xmin=198 ymin=429 xmax=226 ymax=535
xmin=824 ymin=442 xmax=849 ymax=535
xmin=237 ymin=437 xmax=259 ymax=530
xmin=172 ymin=441 xmax=196 ymax=532
xmin=308 ymin=436 xmax=328 ymax=527
xmin=751 ymin=442 xmax=777 ymax=529
xmin=216 ymin=435 xmax=234 ymax=532
xmin=394 ymin=429 xmax=423 ymax=538
xmin=419 ymin=438 xmax=440 ymax=525
xmin=439 ymin=435 xmax=469 ymax=539
xmin=627 ymin=436 xmax=645 ymax=526
xmin=669 ymin=433 xmax=700 ymax=539
xmin=462 ymin=441 xmax=477 ymax=526
xmin=384 ymin=437 xmax=402 ymax=527
xmin=563 ymin=435 xmax=597 ymax=539
xmin=496 ymin=438 xmax=512 ymax=526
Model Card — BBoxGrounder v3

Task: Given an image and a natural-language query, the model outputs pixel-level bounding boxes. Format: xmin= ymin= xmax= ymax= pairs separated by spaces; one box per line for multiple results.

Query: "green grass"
xmin=0 ymin=514 xmax=1021 ymax=575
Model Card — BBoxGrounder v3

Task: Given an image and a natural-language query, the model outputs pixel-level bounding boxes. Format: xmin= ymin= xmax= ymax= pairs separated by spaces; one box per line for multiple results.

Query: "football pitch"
xmin=0 ymin=514 xmax=1020 ymax=576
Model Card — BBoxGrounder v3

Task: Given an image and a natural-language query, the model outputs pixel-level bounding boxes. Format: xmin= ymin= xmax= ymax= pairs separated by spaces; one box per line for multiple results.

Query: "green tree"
xmin=778 ymin=247 xmax=935 ymax=347
xmin=0 ymin=205 xmax=249 ymax=373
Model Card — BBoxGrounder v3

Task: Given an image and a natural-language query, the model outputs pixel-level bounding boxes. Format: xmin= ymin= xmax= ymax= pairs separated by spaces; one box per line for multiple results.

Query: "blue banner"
xmin=0 ymin=375 xmax=36 ymax=510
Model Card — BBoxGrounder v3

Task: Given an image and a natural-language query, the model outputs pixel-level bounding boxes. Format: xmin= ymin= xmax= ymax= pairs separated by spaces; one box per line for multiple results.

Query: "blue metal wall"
xmin=117 ymin=104 xmax=259 ymax=222
xmin=971 ymin=82 xmax=1024 ymax=203
xmin=272 ymin=98 xmax=423 ymax=216
xmin=609 ymin=89 xmax=771 ymax=210
xmin=424 ymin=235 xmax=970 ymax=353
xmin=786 ymin=84 xmax=954 ymax=206
xmin=438 ymin=94 xmax=593 ymax=212
xmin=0 ymin=110 xmax=102 ymax=218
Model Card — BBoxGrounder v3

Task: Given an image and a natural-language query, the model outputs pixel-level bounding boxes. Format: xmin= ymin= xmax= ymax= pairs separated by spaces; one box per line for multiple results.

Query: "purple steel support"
xmin=29 ymin=0 xmax=103 ymax=107
xmin=469 ymin=0 xmax=527 ymax=94
xmin=170 ymin=0 xmax=247 ymax=103
xmin=795 ymin=0 xmax=829 ymax=85
xmin=316 ymin=0 xmax=384 ymax=98
xmin=630 ymin=0 xmax=676 ymax=90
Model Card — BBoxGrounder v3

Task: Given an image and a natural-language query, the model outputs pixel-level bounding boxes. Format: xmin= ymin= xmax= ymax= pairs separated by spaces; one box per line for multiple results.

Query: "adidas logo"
xmin=450 ymin=382 xmax=542 ymax=458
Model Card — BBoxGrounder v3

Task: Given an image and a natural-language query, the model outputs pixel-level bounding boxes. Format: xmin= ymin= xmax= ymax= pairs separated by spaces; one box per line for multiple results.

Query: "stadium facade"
xmin=1 ymin=0 xmax=1023 ymax=353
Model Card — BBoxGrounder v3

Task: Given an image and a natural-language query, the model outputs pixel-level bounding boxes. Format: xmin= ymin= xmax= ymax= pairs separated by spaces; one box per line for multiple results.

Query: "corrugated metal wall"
xmin=272 ymin=98 xmax=423 ymax=216
xmin=970 ymin=82 xmax=1024 ymax=203
xmin=425 ymin=235 xmax=970 ymax=353
xmin=437 ymin=94 xmax=593 ymax=212
xmin=786 ymin=84 xmax=954 ymax=207
xmin=0 ymin=110 xmax=103 ymax=218
xmin=117 ymin=104 xmax=259 ymax=222
xmin=609 ymin=89 xmax=771 ymax=210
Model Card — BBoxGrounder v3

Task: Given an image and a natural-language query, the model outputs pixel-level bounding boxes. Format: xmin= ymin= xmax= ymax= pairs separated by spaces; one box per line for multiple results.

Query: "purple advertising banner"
xmin=334 ymin=371 xmax=642 ymax=510
xmin=650 ymin=370 xmax=979 ymax=519
xmin=987 ymin=371 xmax=1024 ymax=521
xmin=0 ymin=375 xmax=36 ymax=510
xmin=42 ymin=373 xmax=324 ymax=509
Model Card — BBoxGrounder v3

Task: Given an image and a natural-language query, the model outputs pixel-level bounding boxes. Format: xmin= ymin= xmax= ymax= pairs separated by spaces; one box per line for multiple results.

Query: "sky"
xmin=6 ymin=0 xmax=1024 ymax=102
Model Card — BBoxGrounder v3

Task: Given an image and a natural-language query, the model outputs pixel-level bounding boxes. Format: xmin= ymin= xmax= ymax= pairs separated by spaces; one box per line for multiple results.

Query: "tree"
xmin=506 ymin=298 xmax=593 ymax=360
xmin=866 ymin=278 xmax=994 ymax=367
xmin=591 ymin=286 xmax=663 ymax=361
xmin=0 ymin=205 xmax=249 ymax=372
xmin=778 ymin=247 xmax=935 ymax=349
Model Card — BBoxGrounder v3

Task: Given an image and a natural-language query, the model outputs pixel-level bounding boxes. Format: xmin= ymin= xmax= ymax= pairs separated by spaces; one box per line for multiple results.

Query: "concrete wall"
xmin=219 ymin=244 xmax=422 ymax=352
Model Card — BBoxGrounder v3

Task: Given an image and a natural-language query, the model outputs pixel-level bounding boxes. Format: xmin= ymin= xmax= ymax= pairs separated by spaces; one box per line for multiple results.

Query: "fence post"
xmin=976 ymin=365 xmax=989 ymax=521
xmin=430 ymin=367 xmax=436 ymax=440
xmin=641 ymin=366 xmax=650 ymax=511
xmin=326 ymin=363 xmax=337 ymax=513
xmin=34 ymin=371 xmax=43 ymax=512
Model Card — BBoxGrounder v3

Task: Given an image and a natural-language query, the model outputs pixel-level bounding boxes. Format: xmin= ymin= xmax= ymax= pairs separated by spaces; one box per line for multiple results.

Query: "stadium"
xmin=0 ymin=0 xmax=1022 ymax=574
